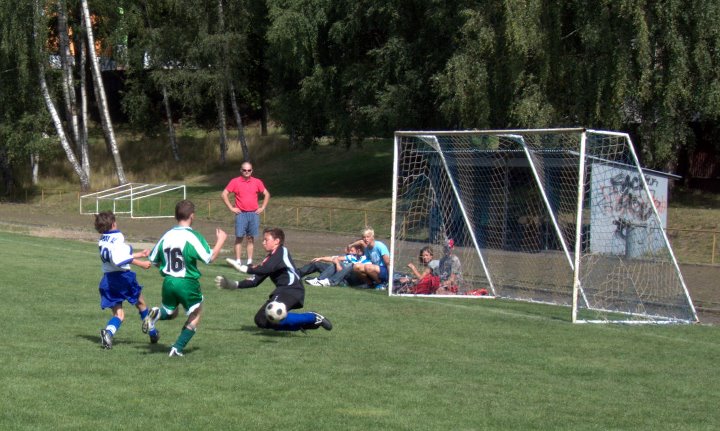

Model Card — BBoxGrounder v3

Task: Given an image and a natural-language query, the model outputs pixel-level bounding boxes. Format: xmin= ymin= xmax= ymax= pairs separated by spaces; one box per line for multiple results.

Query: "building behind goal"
xmin=390 ymin=128 xmax=697 ymax=324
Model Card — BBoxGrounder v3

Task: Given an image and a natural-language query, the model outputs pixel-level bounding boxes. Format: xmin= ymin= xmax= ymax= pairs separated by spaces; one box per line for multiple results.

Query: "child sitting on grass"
xmin=395 ymin=246 xmax=440 ymax=294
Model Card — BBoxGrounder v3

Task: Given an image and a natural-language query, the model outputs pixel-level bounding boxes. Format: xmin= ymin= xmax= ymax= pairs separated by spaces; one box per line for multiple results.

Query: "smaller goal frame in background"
xmin=80 ymin=183 xmax=186 ymax=218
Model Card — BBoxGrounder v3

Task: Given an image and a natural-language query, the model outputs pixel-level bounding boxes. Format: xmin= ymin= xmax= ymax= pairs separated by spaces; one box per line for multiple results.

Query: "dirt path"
xmin=1 ymin=202 xmax=717 ymax=324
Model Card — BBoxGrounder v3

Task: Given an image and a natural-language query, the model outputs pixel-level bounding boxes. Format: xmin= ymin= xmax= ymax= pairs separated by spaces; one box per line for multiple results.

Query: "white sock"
xmin=246 ymin=259 xmax=252 ymax=265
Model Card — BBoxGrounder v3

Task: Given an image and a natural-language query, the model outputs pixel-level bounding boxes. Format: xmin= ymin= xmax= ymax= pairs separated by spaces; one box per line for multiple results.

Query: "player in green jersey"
xmin=144 ymin=200 xmax=227 ymax=357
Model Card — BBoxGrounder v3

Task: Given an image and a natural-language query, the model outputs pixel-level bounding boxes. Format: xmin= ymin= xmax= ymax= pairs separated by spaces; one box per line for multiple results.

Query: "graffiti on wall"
xmin=596 ymin=172 xmax=664 ymax=221
xmin=590 ymin=165 xmax=668 ymax=255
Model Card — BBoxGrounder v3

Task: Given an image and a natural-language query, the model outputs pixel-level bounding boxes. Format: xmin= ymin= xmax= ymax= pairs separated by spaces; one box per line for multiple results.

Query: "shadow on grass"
xmin=241 ymin=325 xmax=298 ymax=338
xmin=77 ymin=333 xmax=183 ymax=354
xmin=79 ymin=333 xmax=104 ymax=346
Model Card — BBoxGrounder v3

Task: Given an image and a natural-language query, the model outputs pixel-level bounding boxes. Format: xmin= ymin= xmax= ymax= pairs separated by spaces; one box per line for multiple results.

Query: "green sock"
xmin=173 ymin=327 xmax=196 ymax=352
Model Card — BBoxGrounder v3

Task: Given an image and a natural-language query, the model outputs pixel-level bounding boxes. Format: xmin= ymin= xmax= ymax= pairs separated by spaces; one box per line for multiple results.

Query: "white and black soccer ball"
xmin=265 ymin=301 xmax=287 ymax=323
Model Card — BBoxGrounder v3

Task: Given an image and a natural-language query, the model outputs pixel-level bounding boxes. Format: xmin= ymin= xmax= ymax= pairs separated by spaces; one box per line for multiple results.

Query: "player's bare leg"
xmin=234 ymin=237 xmax=243 ymax=262
xmin=245 ymin=235 xmax=254 ymax=264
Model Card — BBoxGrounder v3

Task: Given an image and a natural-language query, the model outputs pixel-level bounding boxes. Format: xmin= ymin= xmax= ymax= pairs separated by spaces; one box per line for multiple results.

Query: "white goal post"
xmin=390 ymin=128 xmax=698 ymax=324
xmin=80 ymin=183 xmax=186 ymax=219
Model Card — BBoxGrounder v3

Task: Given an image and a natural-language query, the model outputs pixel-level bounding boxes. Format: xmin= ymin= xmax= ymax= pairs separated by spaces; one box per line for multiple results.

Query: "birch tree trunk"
xmin=31 ymin=153 xmax=40 ymax=185
xmin=162 ymin=85 xmax=180 ymax=161
xmin=216 ymin=0 xmax=233 ymax=163
xmin=57 ymin=0 xmax=80 ymax=146
xmin=260 ymin=93 xmax=268 ymax=136
xmin=217 ymin=94 xmax=228 ymax=164
xmin=229 ymin=84 xmax=249 ymax=161
xmin=81 ymin=0 xmax=126 ymax=184
xmin=34 ymin=0 xmax=89 ymax=190
xmin=79 ymin=36 xmax=90 ymax=177
xmin=38 ymin=59 xmax=90 ymax=190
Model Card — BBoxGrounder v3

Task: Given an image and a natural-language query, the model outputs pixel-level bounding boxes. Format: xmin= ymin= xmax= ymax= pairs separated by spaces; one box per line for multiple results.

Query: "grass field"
xmin=2 ymin=230 xmax=719 ymax=430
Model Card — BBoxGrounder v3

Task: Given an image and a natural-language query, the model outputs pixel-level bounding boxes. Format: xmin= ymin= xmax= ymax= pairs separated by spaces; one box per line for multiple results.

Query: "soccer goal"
xmin=80 ymin=183 xmax=186 ymax=218
xmin=390 ymin=128 xmax=698 ymax=324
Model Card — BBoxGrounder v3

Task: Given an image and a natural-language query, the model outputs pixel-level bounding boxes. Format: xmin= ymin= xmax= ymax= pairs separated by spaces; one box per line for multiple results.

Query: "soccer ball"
xmin=265 ymin=301 xmax=287 ymax=323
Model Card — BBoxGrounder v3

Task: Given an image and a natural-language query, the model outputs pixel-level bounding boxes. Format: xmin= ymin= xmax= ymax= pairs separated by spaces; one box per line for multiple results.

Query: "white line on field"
xmin=0 ymin=234 xmax=97 ymax=256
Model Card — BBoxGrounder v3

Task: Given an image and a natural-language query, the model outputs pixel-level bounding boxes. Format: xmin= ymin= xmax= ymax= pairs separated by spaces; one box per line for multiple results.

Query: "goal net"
xmin=80 ymin=183 xmax=186 ymax=218
xmin=390 ymin=129 xmax=698 ymax=324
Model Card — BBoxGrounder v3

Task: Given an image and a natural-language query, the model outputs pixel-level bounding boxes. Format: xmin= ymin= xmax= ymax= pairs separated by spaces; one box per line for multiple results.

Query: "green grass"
xmin=2 ymin=230 xmax=719 ymax=430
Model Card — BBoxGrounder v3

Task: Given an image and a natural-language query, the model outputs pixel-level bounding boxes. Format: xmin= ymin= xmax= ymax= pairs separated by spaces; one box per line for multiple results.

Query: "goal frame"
xmin=79 ymin=183 xmax=187 ymax=219
xmin=390 ymin=128 xmax=698 ymax=324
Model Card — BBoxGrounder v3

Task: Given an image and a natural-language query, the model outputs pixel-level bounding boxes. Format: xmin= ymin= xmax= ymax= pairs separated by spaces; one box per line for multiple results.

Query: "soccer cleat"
xmin=314 ymin=312 xmax=333 ymax=331
xmin=305 ymin=278 xmax=321 ymax=286
xmin=142 ymin=307 xmax=160 ymax=334
xmin=169 ymin=347 xmax=184 ymax=357
xmin=215 ymin=275 xmax=239 ymax=289
xmin=149 ymin=329 xmax=160 ymax=344
xmin=100 ymin=329 xmax=113 ymax=349
xmin=226 ymin=258 xmax=247 ymax=273
xmin=374 ymin=283 xmax=387 ymax=290
xmin=317 ymin=278 xmax=332 ymax=287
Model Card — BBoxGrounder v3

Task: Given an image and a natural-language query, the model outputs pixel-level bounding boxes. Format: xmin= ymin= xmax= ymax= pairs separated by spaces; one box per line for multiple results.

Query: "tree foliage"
xmin=4 ymin=0 xmax=720 ymax=192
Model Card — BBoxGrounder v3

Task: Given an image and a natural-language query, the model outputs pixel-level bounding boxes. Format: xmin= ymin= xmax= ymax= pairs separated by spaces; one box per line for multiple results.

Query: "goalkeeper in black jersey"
xmin=215 ymin=227 xmax=332 ymax=332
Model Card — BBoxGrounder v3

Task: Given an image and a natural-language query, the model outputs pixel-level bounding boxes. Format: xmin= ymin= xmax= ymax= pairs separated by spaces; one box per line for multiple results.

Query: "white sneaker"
xmin=169 ymin=347 xmax=184 ymax=357
xmin=317 ymin=279 xmax=332 ymax=287
xmin=305 ymin=278 xmax=320 ymax=286
xmin=226 ymin=258 xmax=245 ymax=272
xmin=215 ymin=275 xmax=239 ymax=289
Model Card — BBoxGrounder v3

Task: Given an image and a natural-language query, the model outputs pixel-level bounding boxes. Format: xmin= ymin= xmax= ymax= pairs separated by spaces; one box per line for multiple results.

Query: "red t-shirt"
xmin=225 ymin=176 xmax=266 ymax=211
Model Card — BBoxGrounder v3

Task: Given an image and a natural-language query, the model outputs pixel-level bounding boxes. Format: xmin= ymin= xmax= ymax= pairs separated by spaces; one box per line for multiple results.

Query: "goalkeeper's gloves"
xmin=238 ymin=264 xmax=249 ymax=273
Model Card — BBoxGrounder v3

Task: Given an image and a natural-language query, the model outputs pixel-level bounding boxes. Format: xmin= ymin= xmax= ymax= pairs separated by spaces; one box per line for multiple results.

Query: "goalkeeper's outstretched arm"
xmin=237 ymin=274 xmax=265 ymax=289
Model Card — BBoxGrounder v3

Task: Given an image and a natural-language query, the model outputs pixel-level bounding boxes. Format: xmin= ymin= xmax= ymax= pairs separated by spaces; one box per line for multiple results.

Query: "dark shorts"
xmin=235 ymin=211 xmax=260 ymax=238
xmin=254 ymin=288 xmax=304 ymax=328
xmin=99 ymin=271 xmax=143 ymax=309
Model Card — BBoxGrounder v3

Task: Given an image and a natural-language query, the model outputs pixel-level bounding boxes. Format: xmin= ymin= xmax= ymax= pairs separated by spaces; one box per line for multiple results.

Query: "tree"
xmin=218 ymin=0 xmax=251 ymax=161
xmin=81 ymin=0 xmax=127 ymax=184
xmin=34 ymin=0 xmax=90 ymax=190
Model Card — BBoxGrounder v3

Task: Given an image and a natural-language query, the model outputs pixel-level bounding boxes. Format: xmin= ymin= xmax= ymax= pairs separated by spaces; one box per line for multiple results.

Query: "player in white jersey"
xmin=144 ymin=200 xmax=227 ymax=357
xmin=95 ymin=211 xmax=156 ymax=349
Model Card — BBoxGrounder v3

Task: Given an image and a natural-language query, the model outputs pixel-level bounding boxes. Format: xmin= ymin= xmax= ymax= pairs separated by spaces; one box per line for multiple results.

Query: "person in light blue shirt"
xmin=349 ymin=227 xmax=391 ymax=288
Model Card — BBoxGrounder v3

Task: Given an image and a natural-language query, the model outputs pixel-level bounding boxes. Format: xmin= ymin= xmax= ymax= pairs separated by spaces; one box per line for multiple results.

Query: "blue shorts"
xmin=379 ymin=265 xmax=389 ymax=283
xmin=235 ymin=211 xmax=260 ymax=238
xmin=99 ymin=271 xmax=142 ymax=309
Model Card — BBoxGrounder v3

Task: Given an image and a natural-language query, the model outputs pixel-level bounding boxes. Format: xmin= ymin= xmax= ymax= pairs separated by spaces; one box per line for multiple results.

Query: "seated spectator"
xmin=396 ymin=246 xmax=440 ymax=294
xmin=435 ymin=239 xmax=463 ymax=294
xmin=306 ymin=244 xmax=369 ymax=287
xmin=296 ymin=256 xmax=334 ymax=279
xmin=349 ymin=227 xmax=391 ymax=289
